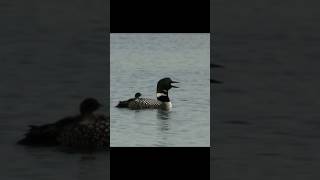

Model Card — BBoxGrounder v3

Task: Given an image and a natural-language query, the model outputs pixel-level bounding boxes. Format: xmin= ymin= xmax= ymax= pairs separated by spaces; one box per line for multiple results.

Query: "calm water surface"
xmin=0 ymin=0 xmax=108 ymax=179
xmin=111 ymin=34 xmax=210 ymax=147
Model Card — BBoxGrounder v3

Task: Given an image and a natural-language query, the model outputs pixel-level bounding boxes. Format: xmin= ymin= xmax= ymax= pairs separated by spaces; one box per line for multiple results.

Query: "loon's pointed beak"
xmin=170 ymin=80 xmax=179 ymax=88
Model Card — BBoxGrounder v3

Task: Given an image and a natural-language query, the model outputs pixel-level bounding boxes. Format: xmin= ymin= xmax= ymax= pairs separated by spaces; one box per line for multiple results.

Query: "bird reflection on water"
xmin=157 ymin=110 xmax=171 ymax=131
xmin=156 ymin=110 xmax=171 ymax=146
xmin=157 ymin=109 xmax=171 ymax=120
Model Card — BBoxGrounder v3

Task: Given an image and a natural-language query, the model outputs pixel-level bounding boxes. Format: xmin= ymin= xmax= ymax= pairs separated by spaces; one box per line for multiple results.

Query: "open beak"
xmin=170 ymin=80 xmax=179 ymax=88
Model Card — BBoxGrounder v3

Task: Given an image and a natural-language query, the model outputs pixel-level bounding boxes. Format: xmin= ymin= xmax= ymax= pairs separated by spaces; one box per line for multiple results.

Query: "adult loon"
xmin=17 ymin=98 xmax=109 ymax=149
xmin=116 ymin=77 xmax=179 ymax=110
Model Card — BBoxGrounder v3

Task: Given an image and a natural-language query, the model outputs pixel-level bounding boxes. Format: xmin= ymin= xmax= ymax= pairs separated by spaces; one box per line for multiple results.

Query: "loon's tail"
xmin=17 ymin=117 xmax=77 ymax=146
xmin=116 ymin=100 xmax=130 ymax=108
xmin=17 ymin=124 xmax=60 ymax=146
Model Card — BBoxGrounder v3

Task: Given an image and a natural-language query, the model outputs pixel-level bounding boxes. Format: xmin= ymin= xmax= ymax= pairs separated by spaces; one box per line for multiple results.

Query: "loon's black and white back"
xmin=18 ymin=98 xmax=109 ymax=149
xmin=116 ymin=77 xmax=179 ymax=110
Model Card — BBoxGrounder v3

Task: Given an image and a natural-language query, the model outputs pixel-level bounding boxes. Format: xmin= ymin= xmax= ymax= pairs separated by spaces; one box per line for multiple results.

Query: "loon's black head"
xmin=156 ymin=77 xmax=179 ymax=93
xmin=80 ymin=98 xmax=102 ymax=114
xmin=135 ymin=92 xmax=142 ymax=98
xmin=156 ymin=78 xmax=179 ymax=102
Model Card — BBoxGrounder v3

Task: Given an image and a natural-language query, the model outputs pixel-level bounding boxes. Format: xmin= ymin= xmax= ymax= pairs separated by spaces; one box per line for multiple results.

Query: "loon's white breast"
xmin=161 ymin=102 xmax=172 ymax=110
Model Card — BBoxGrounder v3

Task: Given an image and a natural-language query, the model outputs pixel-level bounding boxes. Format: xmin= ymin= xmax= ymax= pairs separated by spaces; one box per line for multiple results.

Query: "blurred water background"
xmin=213 ymin=0 xmax=320 ymax=179
xmin=0 ymin=0 xmax=109 ymax=179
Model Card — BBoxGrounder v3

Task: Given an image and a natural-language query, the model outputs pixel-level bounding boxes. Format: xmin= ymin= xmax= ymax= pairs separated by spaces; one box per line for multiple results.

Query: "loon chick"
xmin=116 ymin=92 xmax=142 ymax=108
xmin=18 ymin=98 xmax=109 ymax=149
xmin=135 ymin=92 xmax=142 ymax=98
xmin=116 ymin=77 xmax=179 ymax=110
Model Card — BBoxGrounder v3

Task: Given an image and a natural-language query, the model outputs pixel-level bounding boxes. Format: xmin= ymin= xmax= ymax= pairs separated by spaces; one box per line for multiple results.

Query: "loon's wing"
xmin=116 ymin=92 xmax=143 ymax=108
xmin=17 ymin=116 xmax=79 ymax=146
xmin=115 ymin=98 xmax=135 ymax=108
xmin=57 ymin=114 xmax=109 ymax=149
xmin=128 ymin=98 xmax=161 ymax=109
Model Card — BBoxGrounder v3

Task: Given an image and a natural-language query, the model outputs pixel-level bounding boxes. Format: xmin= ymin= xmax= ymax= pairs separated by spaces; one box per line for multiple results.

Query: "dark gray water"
xmin=111 ymin=34 xmax=210 ymax=147
xmin=213 ymin=0 xmax=320 ymax=179
xmin=0 ymin=0 xmax=109 ymax=179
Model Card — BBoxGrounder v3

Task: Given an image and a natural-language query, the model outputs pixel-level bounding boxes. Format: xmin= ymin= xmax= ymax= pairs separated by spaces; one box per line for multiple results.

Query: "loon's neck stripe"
xmin=156 ymin=93 xmax=167 ymax=97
